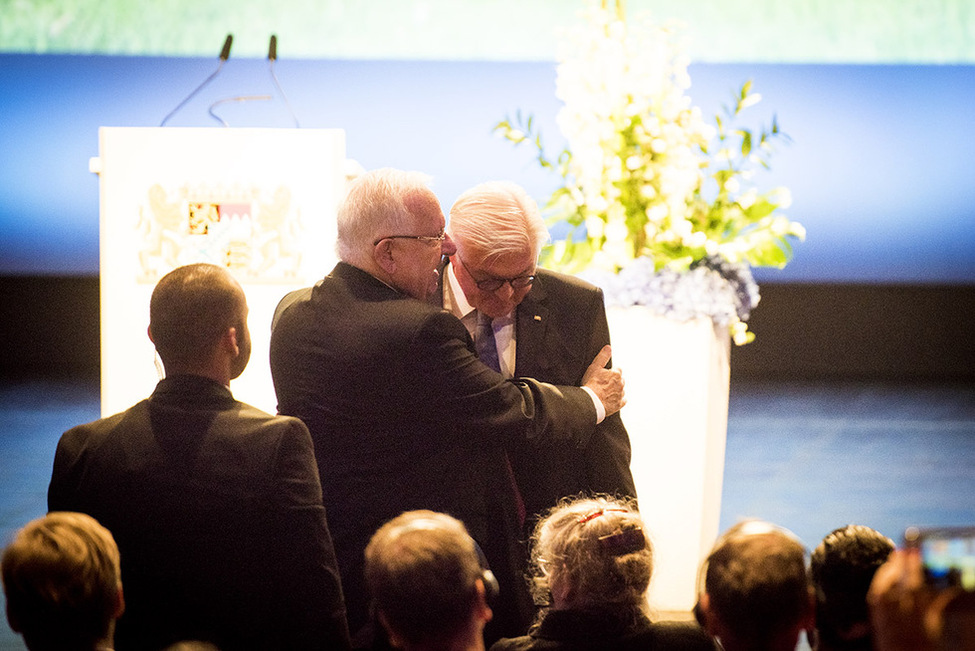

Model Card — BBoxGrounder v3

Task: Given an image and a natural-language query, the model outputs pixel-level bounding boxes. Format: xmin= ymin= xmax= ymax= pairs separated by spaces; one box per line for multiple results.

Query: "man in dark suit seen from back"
xmin=48 ymin=263 xmax=350 ymax=651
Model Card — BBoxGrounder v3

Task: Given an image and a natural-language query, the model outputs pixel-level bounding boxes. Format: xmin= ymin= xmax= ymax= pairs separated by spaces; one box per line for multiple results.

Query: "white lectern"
xmin=91 ymin=127 xmax=346 ymax=416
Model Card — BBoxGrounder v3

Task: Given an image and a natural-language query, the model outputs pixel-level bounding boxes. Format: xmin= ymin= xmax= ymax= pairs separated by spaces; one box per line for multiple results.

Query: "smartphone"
xmin=904 ymin=526 xmax=975 ymax=591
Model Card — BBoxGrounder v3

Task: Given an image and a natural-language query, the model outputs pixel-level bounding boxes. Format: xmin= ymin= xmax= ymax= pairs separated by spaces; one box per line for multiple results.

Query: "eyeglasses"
xmin=456 ymin=255 xmax=535 ymax=292
xmin=373 ymin=230 xmax=446 ymax=247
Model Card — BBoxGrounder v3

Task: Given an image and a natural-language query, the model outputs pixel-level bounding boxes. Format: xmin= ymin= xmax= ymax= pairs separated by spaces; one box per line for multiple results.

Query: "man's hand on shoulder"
xmin=582 ymin=345 xmax=625 ymax=417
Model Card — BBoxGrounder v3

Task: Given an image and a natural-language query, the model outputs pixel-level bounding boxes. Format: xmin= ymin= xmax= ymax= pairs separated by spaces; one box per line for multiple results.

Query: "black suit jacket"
xmin=489 ymin=609 xmax=716 ymax=651
xmin=269 ymin=262 xmax=598 ymax=641
xmin=438 ymin=265 xmax=636 ymax=528
xmin=48 ymin=375 xmax=349 ymax=651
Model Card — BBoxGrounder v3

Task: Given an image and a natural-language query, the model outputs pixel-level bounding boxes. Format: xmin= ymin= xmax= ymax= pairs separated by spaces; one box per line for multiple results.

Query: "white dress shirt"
xmin=443 ymin=262 xmax=605 ymax=422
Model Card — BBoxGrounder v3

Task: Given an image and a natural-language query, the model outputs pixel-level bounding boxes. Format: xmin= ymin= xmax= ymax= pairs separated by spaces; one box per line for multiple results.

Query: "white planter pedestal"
xmin=607 ymin=307 xmax=730 ymax=614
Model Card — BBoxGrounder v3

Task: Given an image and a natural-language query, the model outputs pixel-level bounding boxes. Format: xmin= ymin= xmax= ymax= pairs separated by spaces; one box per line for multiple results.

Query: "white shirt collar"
xmin=445 ymin=260 xmax=476 ymax=319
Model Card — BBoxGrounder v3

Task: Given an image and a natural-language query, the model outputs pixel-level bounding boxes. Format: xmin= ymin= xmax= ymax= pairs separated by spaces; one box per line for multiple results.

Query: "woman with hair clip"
xmin=489 ymin=496 xmax=716 ymax=651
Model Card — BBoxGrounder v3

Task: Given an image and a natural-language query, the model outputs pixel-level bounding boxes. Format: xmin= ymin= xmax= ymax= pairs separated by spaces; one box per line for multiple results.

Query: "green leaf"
xmin=743 ymin=199 xmax=776 ymax=221
xmin=744 ymin=238 xmax=790 ymax=268
xmin=741 ymin=79 xmax=753 ymax=99
xmin=739 ymin=130 xmax=752 ymax=157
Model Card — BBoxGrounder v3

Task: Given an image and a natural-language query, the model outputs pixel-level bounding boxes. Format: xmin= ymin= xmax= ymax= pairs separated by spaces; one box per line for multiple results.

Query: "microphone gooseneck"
xmin=159 ymin=34 xmax=234 ymax=127
xmin=268 ymin=34 xmax=301 ymax=128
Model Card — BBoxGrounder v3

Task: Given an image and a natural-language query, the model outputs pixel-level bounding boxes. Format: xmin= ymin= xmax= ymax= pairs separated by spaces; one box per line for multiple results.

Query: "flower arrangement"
xmin=494 ymin=0 xmax=804 ymax=344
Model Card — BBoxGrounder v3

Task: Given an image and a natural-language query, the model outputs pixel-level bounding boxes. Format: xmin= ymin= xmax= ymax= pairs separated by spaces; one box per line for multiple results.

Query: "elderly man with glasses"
xmin=269 ymin=168 xmax=625 ymax=646
xmin=439 ymin=181 xmax=636 ymax=541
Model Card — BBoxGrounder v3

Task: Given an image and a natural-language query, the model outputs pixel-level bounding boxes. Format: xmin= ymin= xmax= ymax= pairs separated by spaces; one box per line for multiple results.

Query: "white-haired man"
xmin=269 ymin=168 xmax=624 ymax=643
xmin=440 ymin=181 xmax=636 ymax=534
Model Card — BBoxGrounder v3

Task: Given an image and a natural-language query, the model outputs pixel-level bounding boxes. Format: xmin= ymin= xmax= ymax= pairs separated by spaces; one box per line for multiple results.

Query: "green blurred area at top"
xmin=2 ymin=0 xmax=974 ymax=63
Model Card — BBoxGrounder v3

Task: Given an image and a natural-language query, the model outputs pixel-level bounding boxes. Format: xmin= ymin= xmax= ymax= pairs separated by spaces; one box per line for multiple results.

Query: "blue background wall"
xmin=1 ymin=54 xmax=974 ymax=283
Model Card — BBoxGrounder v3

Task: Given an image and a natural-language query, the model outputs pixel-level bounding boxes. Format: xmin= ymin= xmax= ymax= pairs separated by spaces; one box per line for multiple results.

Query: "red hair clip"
xmin=577 ymin=508 xmax=629 ymax=524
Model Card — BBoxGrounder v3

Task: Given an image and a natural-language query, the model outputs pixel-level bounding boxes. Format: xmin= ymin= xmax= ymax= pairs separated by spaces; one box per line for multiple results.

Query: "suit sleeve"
xmin=48 ymin=426 xmax=86 ymax=513
xmin=410 ymin=309 xmax=598 ymax=449
xmin=270 ymin=417 xmax=351 ymax=650
xmin=584 ymin=288 xmax=637 ymax=500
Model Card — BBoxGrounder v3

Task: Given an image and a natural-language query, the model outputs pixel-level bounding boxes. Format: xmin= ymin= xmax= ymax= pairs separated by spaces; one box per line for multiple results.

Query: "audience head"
xmin=148 ymin=263 xmax=251 ymax=382
xmin=528 ymin=496 xmax=651 ymax=614
xmin=163 ymin=642 xmax=222 ymax=651
xmin=810 ymin=524 xmax=895 ymax=650
xmin=1 ymin=512 xmax=124 ymax=651
xmin=447 ymin=181 xmax=549 ymax=319
xmin=364 ymin=510 xmax=493 ymax=651
xmin=696 ymin=519 xmax=812 ymax=651
xmin=337 ymin=168 xmax=456 ymax=300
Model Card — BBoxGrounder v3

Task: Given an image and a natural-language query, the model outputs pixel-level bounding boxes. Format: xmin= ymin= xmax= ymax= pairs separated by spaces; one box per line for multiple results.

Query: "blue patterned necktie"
xmin=475 ymin=311 xmax=501 ymax=373
xmin=475 ymin=310 xmax=526 ymax=525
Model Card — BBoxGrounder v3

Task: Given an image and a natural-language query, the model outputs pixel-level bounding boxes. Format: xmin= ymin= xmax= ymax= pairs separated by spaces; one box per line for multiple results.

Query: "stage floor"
xmin=2 ymin=378 xmax=974 ymax=649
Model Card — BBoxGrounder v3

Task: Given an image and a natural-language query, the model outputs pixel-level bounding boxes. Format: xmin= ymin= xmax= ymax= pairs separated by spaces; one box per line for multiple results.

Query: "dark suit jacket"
xmin=437 ymin=265 xmax=636 ymax=529
xmin=489 ymin=609 xmax=717 ymax=651
xmin=48 ymin=374 xmax=350 ymax=651
xmin=268 ymin=262 xmax=598 ymax=642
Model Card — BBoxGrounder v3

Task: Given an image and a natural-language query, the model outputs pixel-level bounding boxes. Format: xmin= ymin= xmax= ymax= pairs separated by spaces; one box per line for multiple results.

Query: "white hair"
xmin=447 ymin=180 xmax=549 ymax=264
xmin=336 ymin=168 xmax=435 ymax=267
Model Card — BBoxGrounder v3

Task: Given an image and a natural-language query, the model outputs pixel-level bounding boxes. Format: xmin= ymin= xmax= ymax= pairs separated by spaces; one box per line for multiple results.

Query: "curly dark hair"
xmin=810 ymin=524 xmax=894 ymax=649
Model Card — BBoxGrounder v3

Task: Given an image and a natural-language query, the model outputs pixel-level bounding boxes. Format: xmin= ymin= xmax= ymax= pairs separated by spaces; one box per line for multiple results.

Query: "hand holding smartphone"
xmin=904 ymin=526 xmax=975 ymax=591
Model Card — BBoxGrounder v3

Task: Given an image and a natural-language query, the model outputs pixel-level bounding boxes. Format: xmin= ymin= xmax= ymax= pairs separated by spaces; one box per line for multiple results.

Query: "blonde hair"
xmin=530 ymin=496 xmax=651 ymax=613
xmin=1 ymin=512 xmax=121 ymax=648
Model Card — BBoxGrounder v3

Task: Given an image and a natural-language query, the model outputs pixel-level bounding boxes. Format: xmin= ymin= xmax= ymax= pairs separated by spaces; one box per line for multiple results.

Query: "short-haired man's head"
xmin=336 ymin=167 xmax=438 ymax=267
xmin=447 ymin=180 xmax=549 ymax=266
xmin=810 ymin=524 xmax=894 ymax=649
xmin=1 ymin=512 xmax=122 ymax=649
xmin=702 ymin=520 xmax=810 ymax=647
xmin=149 ymin=263 xmax=249 ymax=375
xmin=364 ymin=510 xmax=487 ymax=647
xmin=530 ymin=496 xmax=651 ymax=611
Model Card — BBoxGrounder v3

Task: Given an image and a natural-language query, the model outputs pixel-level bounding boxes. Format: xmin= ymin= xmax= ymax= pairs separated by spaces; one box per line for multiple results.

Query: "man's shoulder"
xmin=231 ymin=401 xmax=310 ymax=434
xmin=52 ymin=401 xmax=151 ymax=468
xmin=272 ymin=286 xmax=315 ymax=330
xmin=524 ymin=269 xmax=605 ymax=319
xmin=535 ymin=268 xmax=602 ymax=298
xmin=60 ymin=400 xmax=146 ymax=439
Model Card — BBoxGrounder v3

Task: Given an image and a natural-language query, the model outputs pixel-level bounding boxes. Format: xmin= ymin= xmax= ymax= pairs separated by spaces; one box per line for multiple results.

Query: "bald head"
xmin=148 ymin=263 xmax=250 ymax=380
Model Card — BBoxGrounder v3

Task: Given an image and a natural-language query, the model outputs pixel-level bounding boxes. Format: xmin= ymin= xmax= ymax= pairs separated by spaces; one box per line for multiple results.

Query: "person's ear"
xmin=549 ymin=568 xmax=574 ymax=608
xmin=223 ymin=327 xmax=240 ymax=357
xmin=373 ymin=239 xmax=396 ymax=275
xmin=147 ymin=324 xmax=155 ymax=344
xmin=474 ymin=578 xmax=494 ymax=624
xmin=694 ymin=592 xmax=710 ymax=629
xmin=802 ymin=587 xmax=816 ymax=632
xmin=377 ymin=610 xmax=406 ymax=649
xmin=114 ymin=585 xmax=126 ymax=619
